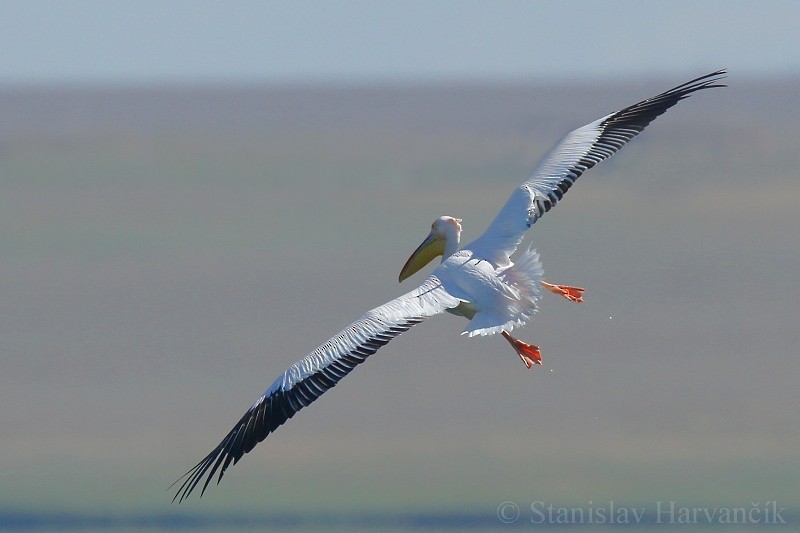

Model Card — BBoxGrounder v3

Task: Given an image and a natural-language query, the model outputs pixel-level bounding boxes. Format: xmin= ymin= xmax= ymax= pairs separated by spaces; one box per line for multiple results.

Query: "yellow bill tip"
xmin=398 ymin=233 xmax=444 ymax=282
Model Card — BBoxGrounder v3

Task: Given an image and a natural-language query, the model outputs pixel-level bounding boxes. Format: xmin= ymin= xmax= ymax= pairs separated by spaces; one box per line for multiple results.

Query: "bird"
xmin=171 ymin=69 xmax=725 ymax=502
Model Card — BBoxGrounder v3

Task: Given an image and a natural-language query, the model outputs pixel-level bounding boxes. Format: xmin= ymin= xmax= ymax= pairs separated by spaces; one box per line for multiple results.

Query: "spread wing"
xmin=171 ymin=276 xmax=459 ymax=502
xmin=468 ymin=69 xmax=726 ymax=266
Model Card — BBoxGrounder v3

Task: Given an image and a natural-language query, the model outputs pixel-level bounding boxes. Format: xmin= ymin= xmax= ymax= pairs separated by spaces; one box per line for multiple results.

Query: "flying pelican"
xmin=172 ymin=70 xmax=725 ymax=501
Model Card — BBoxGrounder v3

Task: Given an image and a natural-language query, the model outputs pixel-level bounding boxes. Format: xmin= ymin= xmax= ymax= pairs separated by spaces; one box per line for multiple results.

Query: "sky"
xmin=0 ymin=0 xmax=799 ymax=86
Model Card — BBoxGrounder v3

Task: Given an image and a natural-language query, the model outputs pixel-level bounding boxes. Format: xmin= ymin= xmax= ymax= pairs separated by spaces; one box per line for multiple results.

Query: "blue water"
xmin=1 ymin=509 xmax=795 ymax=531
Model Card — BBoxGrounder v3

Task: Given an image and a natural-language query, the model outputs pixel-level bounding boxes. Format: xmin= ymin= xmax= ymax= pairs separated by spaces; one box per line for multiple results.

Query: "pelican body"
xmin=172 ymin=70 xmax=725 ymax=501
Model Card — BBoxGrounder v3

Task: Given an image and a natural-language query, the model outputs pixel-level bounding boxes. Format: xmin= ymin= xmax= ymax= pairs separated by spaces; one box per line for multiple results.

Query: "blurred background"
xmin=0 ymin=1 xmax=798 ymax=530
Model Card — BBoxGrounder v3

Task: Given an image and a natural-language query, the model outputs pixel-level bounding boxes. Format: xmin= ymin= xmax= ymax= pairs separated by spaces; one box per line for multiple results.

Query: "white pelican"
xmin=172 ymin=70 xmax=725 ymax=501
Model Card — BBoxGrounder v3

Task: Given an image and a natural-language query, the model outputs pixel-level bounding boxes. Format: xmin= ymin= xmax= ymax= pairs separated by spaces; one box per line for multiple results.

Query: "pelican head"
xmin=399 ymin=216 xmax=462 ymax=282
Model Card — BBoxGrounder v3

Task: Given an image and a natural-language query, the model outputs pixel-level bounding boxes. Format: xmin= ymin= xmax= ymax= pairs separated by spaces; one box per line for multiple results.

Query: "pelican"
xmin=172 ymin=70 xmax=725 ymax=501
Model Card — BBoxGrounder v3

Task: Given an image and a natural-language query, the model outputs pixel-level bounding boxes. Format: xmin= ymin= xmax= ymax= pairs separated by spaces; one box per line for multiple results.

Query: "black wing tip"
xmin=169 ymin=315 xmax=427 ymax=503
xmin=170 ymin=451 xmax=232 ymax=503
xmin=603 ymin=69 xmax=726 ymax=129
xmin=170 ymin=452 xmax=218 ymax=503
xmin=665 ymin=68 xmax=728 ymax=97
xmin=682 ymin=68 xmax=727 ymax=84
xmin=169 ymin=405 xmax=259 ymax=503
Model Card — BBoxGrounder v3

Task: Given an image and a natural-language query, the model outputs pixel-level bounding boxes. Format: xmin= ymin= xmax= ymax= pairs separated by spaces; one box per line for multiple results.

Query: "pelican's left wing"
xmin=172 ymin=275 xmax=460 ymax=502
xmin=468 ymin=69 xmax=726 ymax=266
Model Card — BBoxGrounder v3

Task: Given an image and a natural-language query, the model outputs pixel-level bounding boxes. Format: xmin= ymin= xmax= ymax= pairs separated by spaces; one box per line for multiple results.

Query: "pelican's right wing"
xmin=468 ymin=70 xmax=726 ymax=266
xmin=172 ymin=275 xmax=460 ymax=502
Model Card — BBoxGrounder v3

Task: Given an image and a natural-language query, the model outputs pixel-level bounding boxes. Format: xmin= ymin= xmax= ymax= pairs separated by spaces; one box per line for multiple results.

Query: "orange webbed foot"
xmin=542 ymin=281 xmax=586 ymax=303
xmin=502 ymin=331 xmax=542 ymax=369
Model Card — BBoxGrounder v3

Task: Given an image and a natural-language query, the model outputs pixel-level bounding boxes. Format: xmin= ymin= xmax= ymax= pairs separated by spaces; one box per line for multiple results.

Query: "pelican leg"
xmin=542 ymin=281 xmax=586 ymax=303
xmin=502 ymin=331 xmax=542 ymax=369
